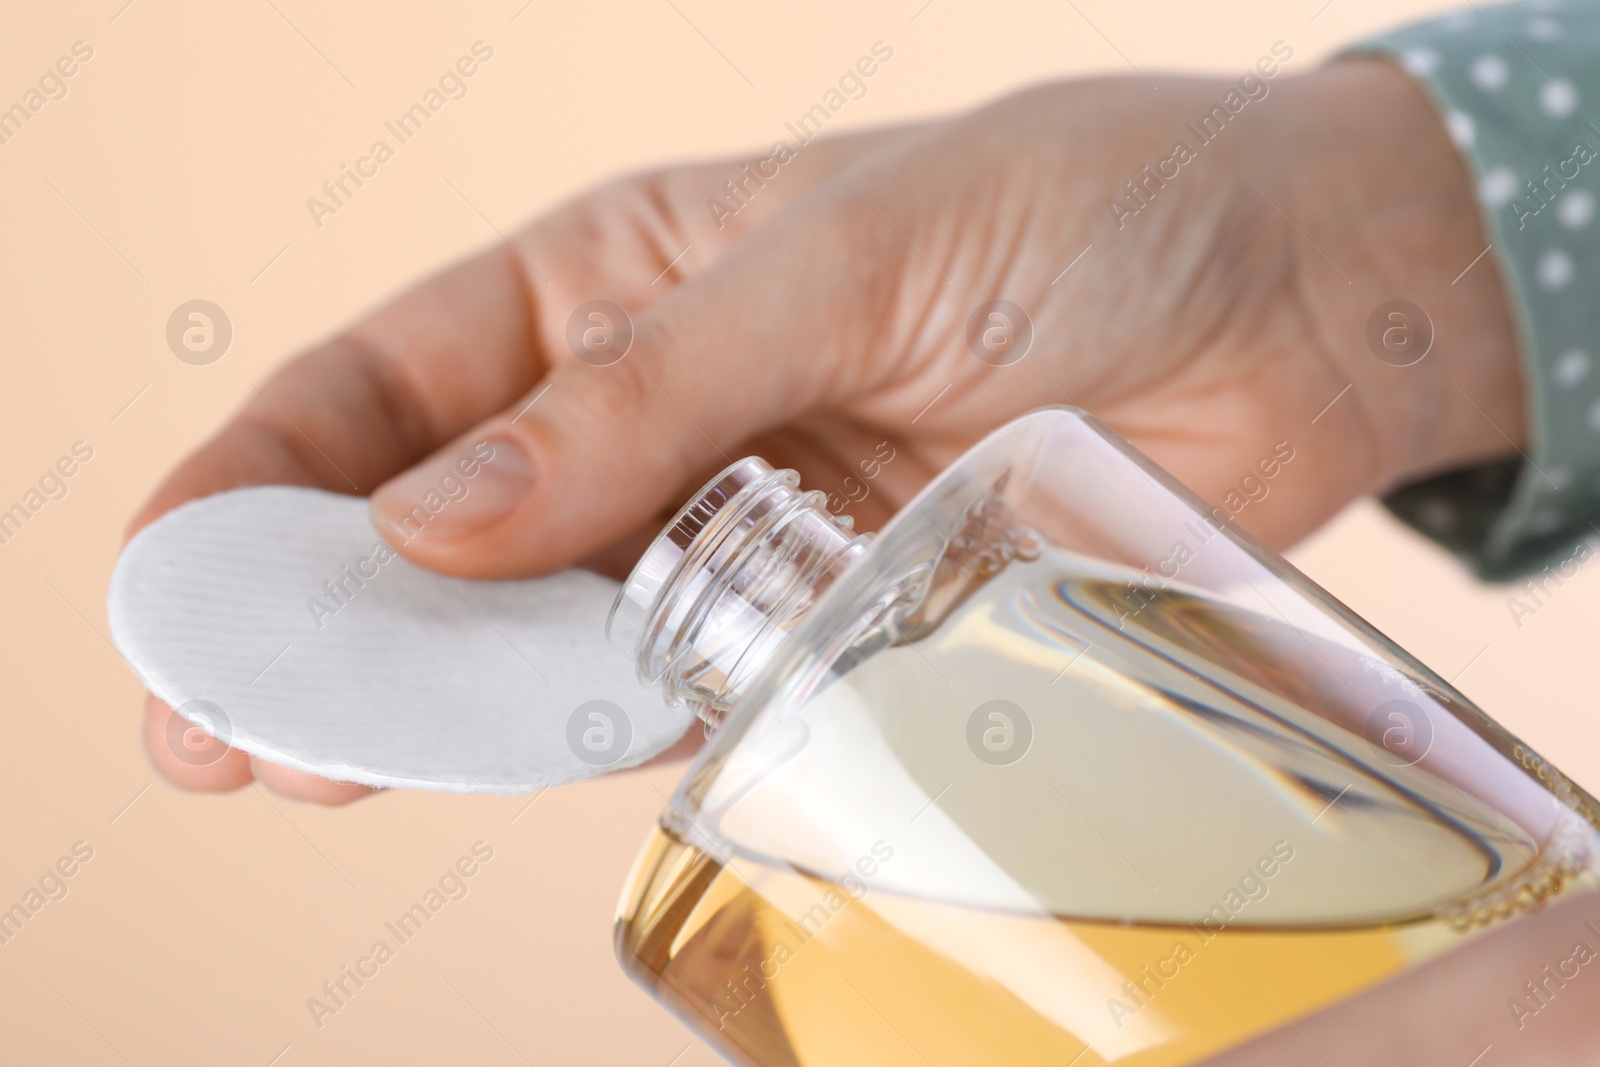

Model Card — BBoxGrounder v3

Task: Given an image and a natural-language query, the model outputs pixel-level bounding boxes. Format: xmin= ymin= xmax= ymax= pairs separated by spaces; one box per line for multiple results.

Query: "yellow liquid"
xmin=619 ymin=827 xmax=1459 ymax=1067
xmin=617 ymin=552 xmax=1600 ymax=1064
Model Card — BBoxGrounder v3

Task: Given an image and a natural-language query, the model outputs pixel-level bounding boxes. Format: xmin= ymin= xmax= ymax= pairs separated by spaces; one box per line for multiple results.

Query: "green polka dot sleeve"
xmin=1352 ymin=1 xmax=1600 ymax=581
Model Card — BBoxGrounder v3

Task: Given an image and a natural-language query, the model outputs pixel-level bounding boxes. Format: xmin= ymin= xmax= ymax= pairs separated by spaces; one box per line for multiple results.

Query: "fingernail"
xmin=372 ymin=435 xmax=533 ymax=541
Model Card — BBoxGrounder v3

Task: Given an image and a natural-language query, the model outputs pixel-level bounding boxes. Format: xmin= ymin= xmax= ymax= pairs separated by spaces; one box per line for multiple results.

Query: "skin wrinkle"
xmin=496 ymin=238 xmax=553 ymax=389
xmin=328 ymin=331 xmax=454 ymax=477
xmin=521 ymin=197 xmax=630 ymax=367
xmin=779 ymin=186 xmax=909 ymax=402
xmin=845 ymin=197 xmax=916 ymax=388
xmin=1284 ymin=300 xmax=1398 ymax=530
xmin=983 ymin=173 xmax=1046 ymax=306
xmin=1106 ymin=201 xmax=1215 ymax=380
xmin=765 ymin=141 xmax=942 ymax=390
xmin=198 ymin=418 xmax=318 ymax=492
xmin=600 ymin=317 xmax=728 ymax=479
xmin=940 ymin=108 xmax=1043 ymax=291
xmin=1167 ymin=198 xmax=1282 ymax=395
xmin=875 ymin=259 xmax=957 ymax=413
xmin=635 ymin=171 xmax=699 ymax=287
xmin=808 ymin=148 xmax=976 ymax=403
xmin=1321 ymin=169 xmax=1454 ymax=492
xmin=1279 ymin=209 xmax=1388 ymax=495
xmin=1213 ymin=131 xmax=1388 ymax=487
xmin=1072 ymin=184 xmax=1279 ymax=420
xmin=1389 ymin=256 xmax=1519 ymax=488
xmin=233 ymin=399 xmax=366 ymax=496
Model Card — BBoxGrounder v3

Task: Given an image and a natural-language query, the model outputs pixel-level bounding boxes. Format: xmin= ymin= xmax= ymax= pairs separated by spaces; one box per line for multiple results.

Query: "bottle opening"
xmin=606 ymin=457 xmax=869 ymax=730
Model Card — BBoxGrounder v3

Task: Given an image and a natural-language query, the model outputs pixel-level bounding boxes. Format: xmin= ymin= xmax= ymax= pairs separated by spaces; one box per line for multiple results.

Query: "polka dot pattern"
xmin=1403 ymin=46 xmax=1442 ymax=75
xmin=1558 ymin=188 xmax=1595 ymax=228
xmin=1480 ymin=165 xmax=1520 ymax=205
xmin=1472 ymin=53 xmax=1511 ymax=90
xmin=1539 ymin=248 xmax=1575 ymax=287
xmin=1542 ymin=77 xmax=1580 ymax=115
xmin=1354 ymin=4 xmax=1600 ymax=579
xmin=1554 ymin=348 xmax=1590 ymax=386
xmin=1527 ymin=17 xmax=1563 ymax=41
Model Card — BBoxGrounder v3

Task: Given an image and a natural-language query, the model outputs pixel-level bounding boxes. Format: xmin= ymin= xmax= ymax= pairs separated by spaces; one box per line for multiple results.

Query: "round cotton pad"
xmin=107 ymin=486 xmax=693 ymax=793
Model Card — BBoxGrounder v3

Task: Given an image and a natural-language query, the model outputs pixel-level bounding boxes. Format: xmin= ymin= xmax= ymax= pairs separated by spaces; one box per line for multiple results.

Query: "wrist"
xmin=1270 ymin=58 xmax=1527 ymax=493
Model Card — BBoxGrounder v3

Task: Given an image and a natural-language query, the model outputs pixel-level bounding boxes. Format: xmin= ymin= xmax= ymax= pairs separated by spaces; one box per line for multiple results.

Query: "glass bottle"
xmin=606 ymin=406 xmax=1600 ymax=1067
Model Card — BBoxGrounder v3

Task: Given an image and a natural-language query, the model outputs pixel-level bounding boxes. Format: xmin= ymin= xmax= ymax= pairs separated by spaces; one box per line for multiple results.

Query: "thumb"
xmin=368 ymin=208 xmax=878 ymax=578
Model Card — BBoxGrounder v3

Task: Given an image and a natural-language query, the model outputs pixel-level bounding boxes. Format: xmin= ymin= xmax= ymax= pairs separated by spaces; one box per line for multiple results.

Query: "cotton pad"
xmin=107 ymin=486 xmax=693 ymax=793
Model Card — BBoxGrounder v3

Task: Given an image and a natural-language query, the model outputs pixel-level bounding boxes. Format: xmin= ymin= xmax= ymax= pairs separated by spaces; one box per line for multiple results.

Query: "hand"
xmin=1201 ymin=885 xmax=1600 ymax=1065
xmin=130 ymin=57 xmax=1523 ymax=802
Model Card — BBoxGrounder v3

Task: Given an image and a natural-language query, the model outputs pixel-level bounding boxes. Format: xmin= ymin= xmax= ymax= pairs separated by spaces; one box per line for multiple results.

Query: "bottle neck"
xmin=606 ymin=457 xmax=870 ymax=732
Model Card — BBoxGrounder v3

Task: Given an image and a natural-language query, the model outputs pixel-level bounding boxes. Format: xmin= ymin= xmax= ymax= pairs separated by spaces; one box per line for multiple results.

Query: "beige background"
xmin=2 ymin=0 xmax=1595 ymax=1063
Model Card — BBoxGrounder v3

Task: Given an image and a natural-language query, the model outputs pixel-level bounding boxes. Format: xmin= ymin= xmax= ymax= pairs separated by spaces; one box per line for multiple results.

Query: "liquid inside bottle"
xmin=609 ymin=411 xmax=1600 ymax=1066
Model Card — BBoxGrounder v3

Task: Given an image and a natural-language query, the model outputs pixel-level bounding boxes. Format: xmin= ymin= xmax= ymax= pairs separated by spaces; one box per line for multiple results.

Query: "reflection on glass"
xmin=609 ymin=409 xmax=1600 ymax=1066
